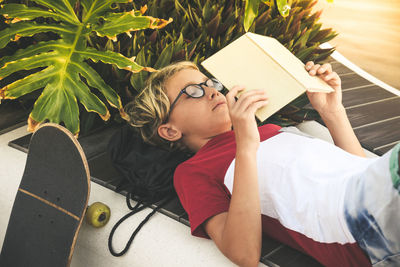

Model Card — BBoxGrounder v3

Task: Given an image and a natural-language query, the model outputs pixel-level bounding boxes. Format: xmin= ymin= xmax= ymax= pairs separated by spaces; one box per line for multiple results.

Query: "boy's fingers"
xmin=227 ymin=85 xmax=245 ymax=97
xmin=247 ymin=99 xmax=269 ymax=114
xmin=226 ymin=85 xmax=245 ymax=107
xmin=322 ymin=72 xmax=337 ymax=81
xmin=235 ymin=89 xmax=267 ymax=104
xmin=305 ymin=61 xmax=314 ymax=70
xmin=227 ymin=88 xmax=268 ymax=111
xmin=308 ymin=64 xmax=321 ymax=75
xmin=328 ymin=73 xmax=341 ymax=86
xmin=236 ymin=93 xmax=268 ymax=112
xmin=317 ymin=63 xmax=332 ymax=75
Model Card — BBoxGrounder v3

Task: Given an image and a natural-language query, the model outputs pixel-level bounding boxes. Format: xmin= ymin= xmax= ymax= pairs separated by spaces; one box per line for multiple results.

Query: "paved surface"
xmin=0 ymin=126 xmax=242 ymax=267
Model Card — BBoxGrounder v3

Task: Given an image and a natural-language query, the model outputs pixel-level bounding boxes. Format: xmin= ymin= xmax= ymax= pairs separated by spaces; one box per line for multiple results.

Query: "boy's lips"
xmin=213 ymin=101 xmax=227 ymax=110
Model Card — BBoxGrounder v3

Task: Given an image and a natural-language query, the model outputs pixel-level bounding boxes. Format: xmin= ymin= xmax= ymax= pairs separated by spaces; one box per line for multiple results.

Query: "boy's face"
xmin=163 ymin=68 xmax=232 ymax=142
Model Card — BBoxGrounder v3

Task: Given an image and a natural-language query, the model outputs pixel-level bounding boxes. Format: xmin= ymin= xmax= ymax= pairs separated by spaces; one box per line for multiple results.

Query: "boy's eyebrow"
xmin=180 ymin=76 xmax=209 ymax=90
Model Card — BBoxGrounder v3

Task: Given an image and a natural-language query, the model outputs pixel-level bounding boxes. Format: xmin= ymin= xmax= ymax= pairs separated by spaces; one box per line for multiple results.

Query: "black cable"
xmin=108 ymin=195 xmax=173 ymax=257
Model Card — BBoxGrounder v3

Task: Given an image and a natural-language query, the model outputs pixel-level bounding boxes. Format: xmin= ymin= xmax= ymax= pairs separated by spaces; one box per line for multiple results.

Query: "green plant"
xmin=244 ymin=0 xmax=289 ymax=32
xmin=244 ymin=0 xmax=334 ymax=31
xmin=123 ymin=0 xmax=337 ymax=92
xmin=0 ymin=0 xmax=171 ymax=135
xmin=118 ymin=0 xmax=336 ymax=126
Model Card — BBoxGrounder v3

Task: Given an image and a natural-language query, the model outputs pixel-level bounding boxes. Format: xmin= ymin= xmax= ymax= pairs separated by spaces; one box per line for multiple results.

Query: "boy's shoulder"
xmin=174 ymin=124 xmax=282 ymax=184
xmin=257 ymin=123 xmax=282 ymax=143
xmin=176 ymin=124 xmax=282 ymax=173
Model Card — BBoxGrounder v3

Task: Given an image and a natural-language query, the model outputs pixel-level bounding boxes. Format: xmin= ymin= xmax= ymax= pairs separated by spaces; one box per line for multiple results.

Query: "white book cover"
xmin=201 ymin=32 xmax=334 ymax=121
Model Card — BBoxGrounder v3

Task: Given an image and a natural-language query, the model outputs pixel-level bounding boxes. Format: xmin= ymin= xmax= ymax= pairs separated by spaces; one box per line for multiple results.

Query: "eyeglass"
xmin=168 ymin=78 xmax=224 ymax=114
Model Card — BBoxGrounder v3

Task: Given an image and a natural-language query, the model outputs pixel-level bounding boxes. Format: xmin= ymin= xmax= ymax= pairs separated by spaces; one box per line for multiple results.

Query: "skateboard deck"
xmin=0 ymin=123 xmax=90 ymax=267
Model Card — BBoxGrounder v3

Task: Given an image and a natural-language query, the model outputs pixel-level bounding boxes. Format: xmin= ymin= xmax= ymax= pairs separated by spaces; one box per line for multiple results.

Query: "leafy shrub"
xmin=122 ymin=0 xmax=337 ymax=95
xmin=0 ymin=0 xmax=171 ymax=135
xmin=107 ymin=0 xmax=336 ymax=126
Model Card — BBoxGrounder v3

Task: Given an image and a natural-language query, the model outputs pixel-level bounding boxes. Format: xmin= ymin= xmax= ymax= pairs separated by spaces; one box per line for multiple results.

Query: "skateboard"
xmin=0 ymin=123 xmax=91 ymax=267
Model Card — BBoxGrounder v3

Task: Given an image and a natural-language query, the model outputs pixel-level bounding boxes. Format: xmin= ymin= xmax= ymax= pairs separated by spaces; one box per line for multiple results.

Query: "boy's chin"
xmin=215 ymin=120 xmax=233 ymax=134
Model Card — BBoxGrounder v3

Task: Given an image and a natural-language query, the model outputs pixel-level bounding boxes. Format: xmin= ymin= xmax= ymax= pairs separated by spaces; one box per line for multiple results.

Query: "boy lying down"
xmin=125 ymin=61 xmax=400 ymax=267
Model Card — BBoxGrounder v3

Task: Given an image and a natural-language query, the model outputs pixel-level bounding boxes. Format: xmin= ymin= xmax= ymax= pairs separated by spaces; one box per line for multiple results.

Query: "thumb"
xmin=306 ymin=91 xmax=317 ymax=98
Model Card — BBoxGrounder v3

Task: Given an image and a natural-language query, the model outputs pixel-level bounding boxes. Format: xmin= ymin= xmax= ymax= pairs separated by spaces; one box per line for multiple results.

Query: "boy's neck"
xmin=185 ymin=128 xmax=232 ymax=152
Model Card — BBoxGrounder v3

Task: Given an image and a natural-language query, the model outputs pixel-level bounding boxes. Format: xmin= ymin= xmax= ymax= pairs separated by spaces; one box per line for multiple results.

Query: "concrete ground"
xmin=0 ymin=125 xmax=240 ymax=267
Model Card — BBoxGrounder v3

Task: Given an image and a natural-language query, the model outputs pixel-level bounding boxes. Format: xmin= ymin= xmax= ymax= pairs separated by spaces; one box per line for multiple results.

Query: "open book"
xmin=201 ymin=32 xmax=334 ymax=122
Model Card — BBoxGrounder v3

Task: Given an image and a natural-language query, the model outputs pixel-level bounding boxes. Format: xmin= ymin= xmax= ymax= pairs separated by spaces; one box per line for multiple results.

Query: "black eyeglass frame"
xmin=168 ymin=78 xmax=223 ymax=115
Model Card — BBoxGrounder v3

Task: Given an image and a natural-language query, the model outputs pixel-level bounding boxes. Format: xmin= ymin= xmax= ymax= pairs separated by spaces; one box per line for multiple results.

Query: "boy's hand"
xmin=305 ymin=61 xmax=345 ymax=117
xmin=305 ymin=62 xmax=365 ymax=157
xmin=226 ymin=86 xmax=268 ymax=152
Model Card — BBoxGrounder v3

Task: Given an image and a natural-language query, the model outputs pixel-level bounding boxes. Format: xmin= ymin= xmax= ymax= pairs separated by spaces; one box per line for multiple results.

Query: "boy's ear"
xmin=158 ymin=123 xmax=182 ymax=142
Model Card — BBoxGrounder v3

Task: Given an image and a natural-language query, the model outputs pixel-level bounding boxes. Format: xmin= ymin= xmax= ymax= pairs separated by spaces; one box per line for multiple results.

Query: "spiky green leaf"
xmin=244 ymin=0 xmax=260 ymax=32
xmin=130 ymin=47 xmax=149 ymax=91
xmin=0 ymin=22 xmax=75 ymax=49
xmin=93 ymin=12 xmax=172 ymax=41
xmin=154 ymin=42 xmax=174 ymax=69
xmin=0 ymin=4 xmax=74 ymax=24
xmin=0 ymin=40 xmax=69 ymax=68
xmin=1 ymin=66 xmax=56 ymax=99
xmin=31 ymin=82 xmax=80 ymax=133
xmin=30 ymin=0 xmax=79 ymax=23
xmin=80 ymin=0 xmax=133 ymax=23
xmin=77 ymin=48 xmax=144 ymax=72
xmin=275 ymin=0 xmax=291 ymax=17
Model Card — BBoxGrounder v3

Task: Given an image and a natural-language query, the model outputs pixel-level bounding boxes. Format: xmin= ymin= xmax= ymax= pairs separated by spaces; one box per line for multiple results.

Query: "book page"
xmin=202 ymin=34 xmax=310 ymax=121
xmin=246 ymin=32 xmax=334 ymax=93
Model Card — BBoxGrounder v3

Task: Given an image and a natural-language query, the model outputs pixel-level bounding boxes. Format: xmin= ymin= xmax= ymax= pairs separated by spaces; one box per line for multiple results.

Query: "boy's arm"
xmin=305 ymin=62 xmax=366 ymax=157
xmin=204 ymin=86 xmax=268 ymax=267
xmin=320 ymin=107 xmax=366 ymax=157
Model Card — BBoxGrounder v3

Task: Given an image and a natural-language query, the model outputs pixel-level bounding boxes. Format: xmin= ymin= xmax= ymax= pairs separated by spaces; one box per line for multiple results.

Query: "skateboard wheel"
xmin=86 ymin=202 xmax=111 ymax=228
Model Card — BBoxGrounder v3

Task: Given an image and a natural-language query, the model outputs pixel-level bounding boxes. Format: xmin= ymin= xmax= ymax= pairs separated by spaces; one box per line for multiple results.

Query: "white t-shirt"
xmin=224 ymin=129 xmax=377 ymax=244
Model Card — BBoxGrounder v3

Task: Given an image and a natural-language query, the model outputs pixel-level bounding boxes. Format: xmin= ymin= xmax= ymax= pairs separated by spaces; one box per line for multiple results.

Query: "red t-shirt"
xmin=173 ymin=124 xmax=371 ymax=267
xmin=174 ymin=124 xmax=281 ymax=237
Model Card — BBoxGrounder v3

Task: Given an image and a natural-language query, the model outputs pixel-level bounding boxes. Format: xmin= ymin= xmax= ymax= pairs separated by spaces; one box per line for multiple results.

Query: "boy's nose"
xmin=207 ymin=87 xmax=219 ymax=99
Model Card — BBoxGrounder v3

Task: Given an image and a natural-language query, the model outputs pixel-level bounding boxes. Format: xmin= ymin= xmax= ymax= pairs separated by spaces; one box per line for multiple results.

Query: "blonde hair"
xmin=125 ymin=61 xmax=199 ymax=151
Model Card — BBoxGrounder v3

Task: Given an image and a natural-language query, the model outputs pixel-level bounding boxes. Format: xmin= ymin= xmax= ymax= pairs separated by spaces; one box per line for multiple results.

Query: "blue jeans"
xmin=344 ymin=143 xmax=400 ymax=266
